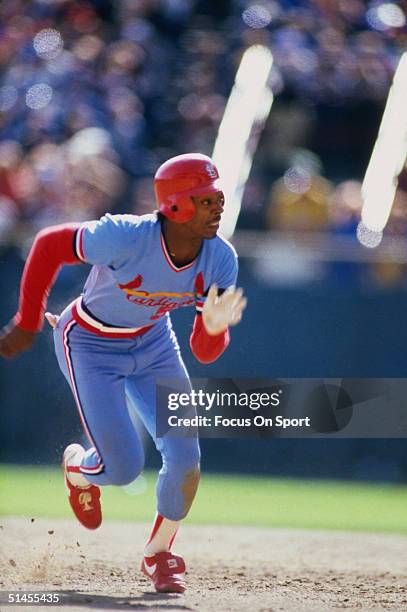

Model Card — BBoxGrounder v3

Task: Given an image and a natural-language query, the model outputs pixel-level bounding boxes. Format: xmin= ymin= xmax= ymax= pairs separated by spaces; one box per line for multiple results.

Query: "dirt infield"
xmin=1 ymin=518 xmax=406 ymax=611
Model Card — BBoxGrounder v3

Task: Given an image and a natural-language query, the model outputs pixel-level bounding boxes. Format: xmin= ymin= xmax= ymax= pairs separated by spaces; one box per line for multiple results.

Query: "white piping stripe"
xmin=75 ymin=228 xmax=86 ymax=262
xmin=160 ymin=233 xmax=196 ymax=272
xmin=76 ymin=298 xmax=144 ymax=334
xmin=63 ymin=319 xmax=104 ymax=474
xmin=80 ymin=464 xmax=104 ymax=474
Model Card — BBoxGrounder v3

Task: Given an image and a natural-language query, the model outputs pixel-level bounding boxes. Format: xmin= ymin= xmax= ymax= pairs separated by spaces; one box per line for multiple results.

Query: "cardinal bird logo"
xmin=118 ymin=273 xmax=197 ymax=300
xmin=118 ymin=274 xmax=144 ymax=290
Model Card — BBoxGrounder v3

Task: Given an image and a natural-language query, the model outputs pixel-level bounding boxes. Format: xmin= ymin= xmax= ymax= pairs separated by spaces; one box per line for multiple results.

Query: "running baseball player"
xmin=0 ymin=153 xmax=246 ymax=594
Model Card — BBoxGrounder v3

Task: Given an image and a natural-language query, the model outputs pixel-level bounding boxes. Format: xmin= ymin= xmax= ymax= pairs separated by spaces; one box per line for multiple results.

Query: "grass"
xmin=0 ymin=464 xmax=406 ymax=534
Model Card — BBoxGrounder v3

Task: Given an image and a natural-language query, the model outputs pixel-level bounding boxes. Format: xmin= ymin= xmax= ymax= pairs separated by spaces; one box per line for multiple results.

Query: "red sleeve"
xmin=189 ymin=313 xmax=230 ymax=364
xmin=13 ymin=223 xmax=82 ymax=332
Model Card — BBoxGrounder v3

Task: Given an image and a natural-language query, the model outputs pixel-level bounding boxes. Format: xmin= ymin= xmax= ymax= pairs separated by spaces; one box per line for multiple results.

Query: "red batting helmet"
xmin=154 ymin=153 xmax=222 ymax=223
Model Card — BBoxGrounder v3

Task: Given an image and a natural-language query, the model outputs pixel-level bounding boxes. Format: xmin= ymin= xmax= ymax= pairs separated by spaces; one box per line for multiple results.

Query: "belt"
xmin=72 ymin=297 xmax=153 ymax=339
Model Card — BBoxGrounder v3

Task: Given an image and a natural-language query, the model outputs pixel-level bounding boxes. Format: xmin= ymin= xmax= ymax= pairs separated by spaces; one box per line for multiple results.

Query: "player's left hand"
xmin=0 ymin=321 xmax=37 ymax=359
xmin=202 ymin=284 xmax=247 ymax=336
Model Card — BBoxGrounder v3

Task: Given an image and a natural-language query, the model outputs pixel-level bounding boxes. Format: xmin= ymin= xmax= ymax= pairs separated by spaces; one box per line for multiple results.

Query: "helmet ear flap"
xmin=161 ymin=194 xmax=196 ymax=223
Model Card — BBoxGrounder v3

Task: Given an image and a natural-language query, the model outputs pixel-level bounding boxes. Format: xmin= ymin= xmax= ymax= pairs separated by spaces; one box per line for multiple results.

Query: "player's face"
xmin=188 ymin=191 xmax=225 ymax=239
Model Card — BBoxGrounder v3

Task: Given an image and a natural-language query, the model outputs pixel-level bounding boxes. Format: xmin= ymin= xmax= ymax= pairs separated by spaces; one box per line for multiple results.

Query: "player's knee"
xmin=107 ymin=450 xmax=144 ymax=486
xmin=109 ymin=462 xmax=144 ymax=486
xmin=157 ymin=464 xmax=201 ymax=521
xmin=164 ymin=452 xmax=201 ymax=518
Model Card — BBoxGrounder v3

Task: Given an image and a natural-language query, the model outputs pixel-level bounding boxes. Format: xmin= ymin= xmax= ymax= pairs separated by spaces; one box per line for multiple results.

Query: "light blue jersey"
xmin=74 ymin=213 xmax=238 ymax=329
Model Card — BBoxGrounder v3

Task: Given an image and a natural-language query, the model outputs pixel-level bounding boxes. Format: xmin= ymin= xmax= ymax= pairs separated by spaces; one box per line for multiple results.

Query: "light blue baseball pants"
xmin=53 ymin=303 xmax=200 ymax=521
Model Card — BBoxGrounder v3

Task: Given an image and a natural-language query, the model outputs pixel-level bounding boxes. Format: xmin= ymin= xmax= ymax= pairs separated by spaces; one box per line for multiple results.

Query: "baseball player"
xmin=0 ymin=153 xmax=246 ymax=594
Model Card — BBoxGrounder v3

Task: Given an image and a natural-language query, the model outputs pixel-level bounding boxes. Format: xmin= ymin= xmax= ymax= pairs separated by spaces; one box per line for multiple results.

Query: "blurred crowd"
xmin=0 ymin=0 xmax=407 ymax=285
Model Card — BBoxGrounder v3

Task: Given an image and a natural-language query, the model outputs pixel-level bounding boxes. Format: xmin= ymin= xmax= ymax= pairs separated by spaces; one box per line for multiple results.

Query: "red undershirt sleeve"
xmin=13 ymin=223 xmax=82 ymax=332
xmin=189 ymin=313 xmax=230 ymax=364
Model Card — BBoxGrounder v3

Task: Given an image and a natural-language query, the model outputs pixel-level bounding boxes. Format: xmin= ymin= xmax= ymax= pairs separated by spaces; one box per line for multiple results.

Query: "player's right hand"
xmin=0 ymin=321 xmax=37 ymax=359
